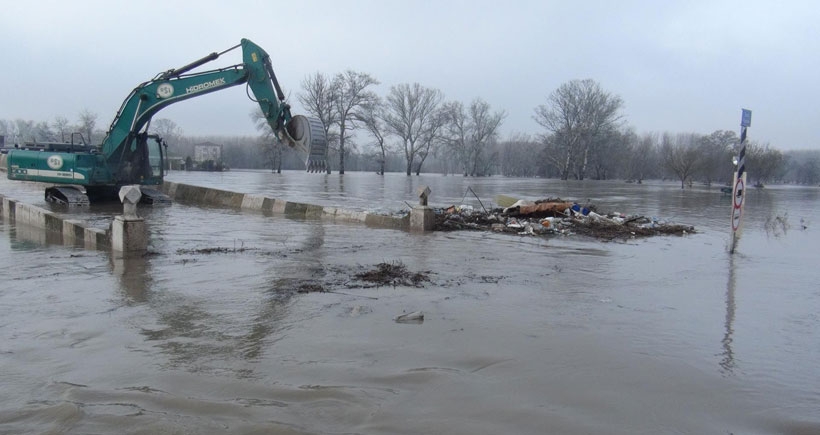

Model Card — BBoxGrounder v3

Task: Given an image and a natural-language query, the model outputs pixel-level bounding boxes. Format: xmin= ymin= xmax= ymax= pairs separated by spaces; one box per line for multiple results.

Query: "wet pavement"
xmin=1 ymin=170 xmax=819 ymax=434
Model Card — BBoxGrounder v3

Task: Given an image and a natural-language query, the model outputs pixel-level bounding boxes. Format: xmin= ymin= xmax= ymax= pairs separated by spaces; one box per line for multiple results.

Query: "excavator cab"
xmin=146 ymin=135 xmax=165 ymax=180
xmin=114 ymin=133 xmax=165 ymax=186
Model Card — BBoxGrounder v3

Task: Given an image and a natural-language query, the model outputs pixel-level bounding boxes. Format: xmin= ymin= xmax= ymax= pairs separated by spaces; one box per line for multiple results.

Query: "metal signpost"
xmin=730 ymin=109 xmax=751 ymax=253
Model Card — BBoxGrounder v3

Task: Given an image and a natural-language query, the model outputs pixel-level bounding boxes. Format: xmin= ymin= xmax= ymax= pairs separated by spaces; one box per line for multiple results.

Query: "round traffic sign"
xmin=733 ymin=178 xmax=745 ymax=209
xmin=732 ymin=204 xmax=742 ymax=231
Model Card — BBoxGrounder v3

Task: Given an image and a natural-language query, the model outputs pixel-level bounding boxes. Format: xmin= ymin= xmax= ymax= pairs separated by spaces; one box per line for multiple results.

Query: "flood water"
xmin=1 ymin=170 xmax=818 ymax=434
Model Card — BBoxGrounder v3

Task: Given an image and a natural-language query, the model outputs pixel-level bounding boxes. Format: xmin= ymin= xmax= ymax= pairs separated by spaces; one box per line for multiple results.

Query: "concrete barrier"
xmin=365 ymin=213 xmax=410 ymax=230
xmin=1 ymin=195 xmax=15 ymax=222
xmin=0 ymin=193 xmax=109 ymax=250
xmin=240 ymin=194 xmax=267 ymax=211
xmin=2 ymin=178 xmax=421 ymax=256
xmin=160 ymin=181 xmax=410 ymax=230
xmin=63 ymin=220 xmax=86 ymax=246
xmin=84 ymin=228 xmax=108 ymax=250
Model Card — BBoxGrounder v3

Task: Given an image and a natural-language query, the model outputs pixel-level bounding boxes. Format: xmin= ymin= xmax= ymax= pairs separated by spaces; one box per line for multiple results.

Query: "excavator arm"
xmin=102 ymin=38 xmax=328 ymax=177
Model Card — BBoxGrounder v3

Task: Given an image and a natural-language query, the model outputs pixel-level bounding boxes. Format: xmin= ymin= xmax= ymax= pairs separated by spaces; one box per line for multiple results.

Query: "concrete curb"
xmin=0 ymin=179 xmax=412 ymax=251
xmin=0 ymin=193 xmax=110 ymax=249
xmin=160 ymin=181 xmax=408 ymax=230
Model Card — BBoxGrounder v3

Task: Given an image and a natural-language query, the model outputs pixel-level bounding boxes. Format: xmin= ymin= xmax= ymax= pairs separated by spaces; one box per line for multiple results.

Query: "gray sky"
xmin=2 ymin=0 xmax=818 ymax=150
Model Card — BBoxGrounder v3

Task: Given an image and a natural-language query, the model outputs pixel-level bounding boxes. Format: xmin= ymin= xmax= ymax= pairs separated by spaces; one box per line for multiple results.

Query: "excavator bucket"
xmin=285 ymin=115 xmax=329 ymax=172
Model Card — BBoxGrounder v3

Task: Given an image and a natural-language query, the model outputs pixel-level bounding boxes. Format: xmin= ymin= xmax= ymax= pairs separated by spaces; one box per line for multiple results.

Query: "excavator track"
xmin=45 ymin=186 xmax=90 ymax=206
xmin=139 ymin=187 xmax=172 ymax=205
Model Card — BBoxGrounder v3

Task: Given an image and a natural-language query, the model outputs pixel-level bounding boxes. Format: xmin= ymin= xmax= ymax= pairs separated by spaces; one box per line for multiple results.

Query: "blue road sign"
xmin=741 ymin=109 xmax=752 ymax=127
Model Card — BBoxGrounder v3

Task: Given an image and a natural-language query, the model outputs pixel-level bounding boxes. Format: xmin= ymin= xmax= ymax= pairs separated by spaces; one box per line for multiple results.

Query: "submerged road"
xmin=1 ymin=171 xmax=819 ymax=434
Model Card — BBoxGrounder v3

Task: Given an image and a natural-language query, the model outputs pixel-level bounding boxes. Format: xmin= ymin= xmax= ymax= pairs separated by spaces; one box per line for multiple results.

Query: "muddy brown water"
xmin=1 ymin=170 xmax=818 ymax=434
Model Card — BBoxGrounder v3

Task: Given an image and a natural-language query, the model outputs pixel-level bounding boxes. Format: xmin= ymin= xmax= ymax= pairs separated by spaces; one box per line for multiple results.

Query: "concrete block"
xmin=111 ymin=216 xmax=147 ymax=252
xmin=161 ymin=181 xmax=179 ymax=198
xmin=201 ymin=188 xmax=243 ymax=208
xmin=175 ymin=184 xmax=206 ymax=203
xmin=84 ymin=227 xmax=108 ymax=250
xmin=1 ymin=197 xmax=14 ymax=221
xmin=305 ymin=204 xmax=324 ymax=218
xmin=284 ymin=202 xmax=308 ymax=216
xmin=119 ymin=185 xmax=142 ymax=219
xmin=366 ymin=213 xmax=410 ymax=230
xmin=241 ymin=194 xmax=266 ymax=210
xmin=261 ymin=197 xmax=276 ymax=213
xmin=44 ymin=213 xmax=63 ymax=234
xmin=335 ymin=209 xmax=367 ymax=223
xmin=271 ymin=199 xmax=287 ymax=214
xmin=410 ymin=206 xmax=435 ymax=232
xmin=15 ymin=203 xmax=31 ymax=226
xmin=63 ymin=220 xmax=86 ymax=245
xmin=29 ymin=205 xmax=49 ymax=229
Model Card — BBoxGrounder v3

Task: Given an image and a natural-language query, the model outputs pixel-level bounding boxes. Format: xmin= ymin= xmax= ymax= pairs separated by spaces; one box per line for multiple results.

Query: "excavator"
xmin=6 ymin=38 xmax=328 ymax=205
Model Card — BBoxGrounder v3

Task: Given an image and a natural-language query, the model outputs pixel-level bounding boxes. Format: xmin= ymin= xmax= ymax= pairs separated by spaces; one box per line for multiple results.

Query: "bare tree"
xmin=330 ymin=70 xmax=379 ymax=174
xmin=358 ymin=98 xmax=390 ymax=175
xmin=745 ymin=141 xmax=785 ymax=186
xmin=627 ymin=133 xmax=659 ymax=183
xmin=465 ymin=99 xmax=505 ymax=176
xmin=442 ymin=101 xmax=469 ymax=174
xmin=698 ymin=130 xmax=737 ymax=185
xmin=77 ymin=109 xmax=98 ymax=145
xmin=251 ymin=108 xmax=284 ymax=172
xmin=12 ymin=119 xmax=34 ymax=144
xmin=52 ymin=116 xmax=71 ymax=142
xmin=534 ymin=79 xmax=623 ymax=180
xmin=500 ymin=133 xmax=543 ymax=177
xmin=383 ymin=83 xmax=445 ymax=176
xmin=150 ymin=118 xmax=183 ymax=144
xmin=661 ymin=132 xmax=702 ymax=188
xmin=443 ymin=98 xmax=506 ymax=176
xmin=33 ymin=121 xmax=55 ymax=142
xmin=796 ymin=157 xmax=820 ymax=184
xmin=414 ymin=108 xmax=448 ymax=176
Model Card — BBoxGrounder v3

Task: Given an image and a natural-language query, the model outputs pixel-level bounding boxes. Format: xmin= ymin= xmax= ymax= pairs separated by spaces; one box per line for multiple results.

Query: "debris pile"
xmin=435 ymin=198 xmax=694 ymax=240
xmin=354 ymin=261 xmax=431 ymax=288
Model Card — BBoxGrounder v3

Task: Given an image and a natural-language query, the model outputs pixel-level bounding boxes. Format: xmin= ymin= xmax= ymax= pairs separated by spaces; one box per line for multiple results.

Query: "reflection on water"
xmin=111 ymin=253 xmax=150 ymax=303
xmin=720 ymin=253 xmax=737 ymax=375
xmin=1 ymin=172 xmax=819 ymax=434
xmin=104 ymin=211 xmax=331 ymax=377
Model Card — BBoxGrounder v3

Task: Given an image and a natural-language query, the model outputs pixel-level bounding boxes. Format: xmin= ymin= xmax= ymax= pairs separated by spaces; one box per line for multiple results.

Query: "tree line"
xmin=2 ymin=76 xmax=818 ymax=186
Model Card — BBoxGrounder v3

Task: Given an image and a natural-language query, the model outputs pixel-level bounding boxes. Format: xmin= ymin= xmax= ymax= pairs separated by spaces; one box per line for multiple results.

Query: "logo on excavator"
xmin=46 ymin=155 xmax=64 ymax=170
xmin=157 ymin=83 xmax=174 ymax=98
xmin=185 ymin=78 xmax=226 ymax=95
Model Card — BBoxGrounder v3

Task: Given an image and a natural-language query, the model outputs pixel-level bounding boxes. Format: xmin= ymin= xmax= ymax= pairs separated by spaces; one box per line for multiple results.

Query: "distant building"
xmin=194 ymin=142 xmax=222 ymax=163
xmin=188 ymin=141 xmax=227 ymax=171
xmin=0 ymin=135 xmax=5 ymax=148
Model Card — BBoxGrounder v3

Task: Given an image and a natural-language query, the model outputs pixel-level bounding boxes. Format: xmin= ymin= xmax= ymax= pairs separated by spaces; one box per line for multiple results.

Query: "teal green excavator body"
xmin=6 ymin=38 xmax=327 ymax=203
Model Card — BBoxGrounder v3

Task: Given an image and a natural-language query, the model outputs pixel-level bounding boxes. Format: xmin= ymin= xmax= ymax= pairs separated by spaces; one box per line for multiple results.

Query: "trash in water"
xmin=434 ymin=196 xmax=694 ymax=240
xmin=395 ymin=311 xmax=424 ymax=324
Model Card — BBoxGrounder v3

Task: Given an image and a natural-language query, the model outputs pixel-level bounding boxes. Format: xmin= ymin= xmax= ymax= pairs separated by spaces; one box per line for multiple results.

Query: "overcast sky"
xmin=2 ymin=0 xmax=818 ymax=150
